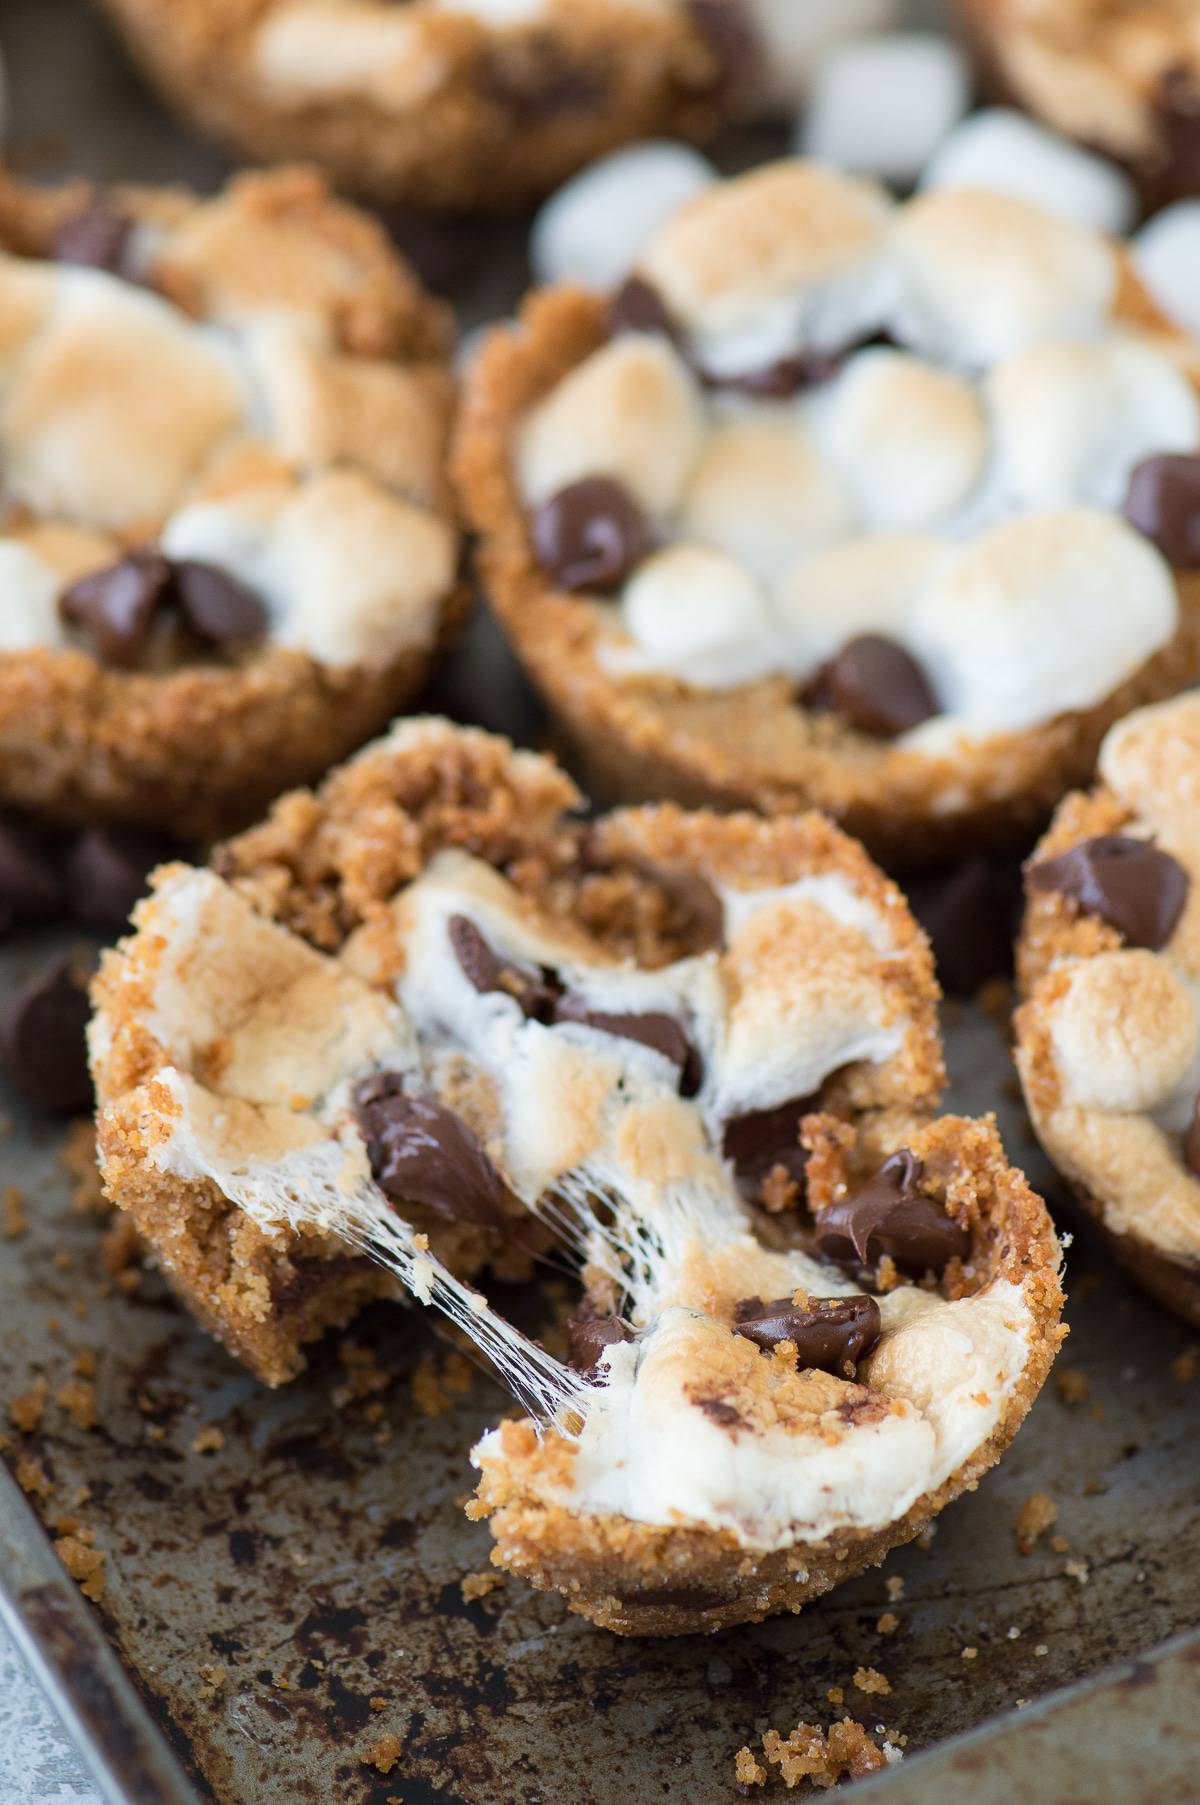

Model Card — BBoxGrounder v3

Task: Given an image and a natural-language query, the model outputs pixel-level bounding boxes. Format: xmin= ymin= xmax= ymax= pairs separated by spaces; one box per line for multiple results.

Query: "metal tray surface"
xmin=2 ymin=2 xmax=1200 ymax=1800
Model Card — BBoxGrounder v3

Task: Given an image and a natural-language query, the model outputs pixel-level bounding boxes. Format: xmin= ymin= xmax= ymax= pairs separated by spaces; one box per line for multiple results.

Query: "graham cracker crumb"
xmin=885 ymin=1575 xmax=905 ymax=1603
xmin=1014 ymin=1491 xmax=1058 ymax=1554
xmin=55 ymin=1378 xmax=97 ymax=1431
xmin=1171 ymin=1349 xmax=1197 ymax=1383
xmin=16 ymin=1455 xmax=50 ymax=1498
xmin=197 ymin=1664 xmax=226 ymax=1701
xmin=192 ymin=1425 xmax=225 ymax=1454
xmin=370 ymin=1697 xmax=388 ymax=1713
xmin=461 ymin=1569 xmax=504 ymax=1602
xmin=411 ymin=1349 xmax=475 ymax=1419
xmin=1049 ymin=1534 xmax=1069 ymax=1554
xmin=332 ymin=1338 xmax=393 ymax=1407
xmin=2 ymin=1186 xmax=27 ymax=1239
xmin=62 ymin=1119 xmax=108 ymax=1214
xmin=875 ymin=1613 xmax=899 ymax=1635
xmin=753 ymin=1717 xmax=894 ymax=1789
xmin=853 ymin=1667 xmax=891 ymax=1696
xmin=961 ymin=1646 xmax=978 ymax=1661
xmin=54 ymin=1533 xmax=106 ymax=1601
xmin=1055 ymin=1368 xmax=1090 ymax=1405
xmin=735 ymin=1746 xmax=768 ymax=1787
xmin=1065 ymin=1559 xmax=1089 ymax=1584
xmin=9 ymin=1377 xmax=48 ymax=1434
xmin=363 ymin=1733 xmax=403 ymax=1776
xmin=825 ymin=1687 xmax=844 ymax=1706
xmin=72 ymin=1349 xmax=96 ymax=1379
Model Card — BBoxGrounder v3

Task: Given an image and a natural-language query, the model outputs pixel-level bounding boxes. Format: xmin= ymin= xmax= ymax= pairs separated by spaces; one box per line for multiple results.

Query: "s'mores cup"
xmin=456 ymin=158 xmax=1200 ymax=865
xmin=1016 ymin=692 xmax=1200 ymax=1328
xmin=91 ymin=719 xmax=1063 ymax=1632
xmin=0 ymin=167 xmax=462 ymax=836
xmin=953 ymin=0 xmax=1200 ymax=211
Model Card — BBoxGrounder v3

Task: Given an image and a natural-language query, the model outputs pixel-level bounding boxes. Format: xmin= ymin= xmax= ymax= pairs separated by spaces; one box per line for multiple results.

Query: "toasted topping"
xmin=567 ymin=1312 xmax=634 ymax=1377
xmin=0 ymin=956 xmax=92 ymax=1113
xmin=816 ymin=1151 xmax=969 ymax=1276
xmin=531 ymin=476 xmax=649 ymax=593
xmin=354 ymin=1071 xmax=512 ymax=1229
xmin=0 ymin=817 xmax=63 ymax=933
xmin=722 ymin=1095 xmax=812 ymax=1201
xmin=1125 ymin=454 xmax=1200 ymax=568
xmin=733 ymin=1293 xmax=881 ymax=1376
xmin=807 ymin=634 xmax=939 ymax=739
xmin=1026 ymin=834 xmax=1189 ymax=951
xmin=1047 ymin=950 xmax=1197 ymax=1113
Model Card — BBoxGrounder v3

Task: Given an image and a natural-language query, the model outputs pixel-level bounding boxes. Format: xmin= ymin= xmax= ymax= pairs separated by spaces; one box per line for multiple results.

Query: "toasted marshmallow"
xmin=617 ymin=544 xmax=780 ymax=689
xmin=255 ymin=3 xmax=447 ymax=110
xmin=0 ymin=540 xmax=67 ymax=652
xmin=1049 ymin=950 xmax=1197 ymax=1113
xmin=775 ymin=533 xmax=947 ymax=673
xmin=530 ymin=142 xmax=717 ymax=291
xmin=1100 ymin=695 xmax=1200 ymax=855
xmin=517 ymin=335 xmax=704 ymax=517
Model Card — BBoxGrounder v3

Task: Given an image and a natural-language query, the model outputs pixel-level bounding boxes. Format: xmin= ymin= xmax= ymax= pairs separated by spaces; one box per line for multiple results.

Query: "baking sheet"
xmin=2 ymin=2 xmax=1200 ymax=1800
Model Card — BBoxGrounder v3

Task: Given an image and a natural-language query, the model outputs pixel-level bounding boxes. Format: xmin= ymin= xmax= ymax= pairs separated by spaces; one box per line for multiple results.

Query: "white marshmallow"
xmin=820 ymin=348 xmax=987 ymax=530
xmin=799 ymin=34 xmax=969 ymax=187
xmin=0 ymin=541 xmax=67 ymax=651
xmin=517 ymin=335 xmax=705 ymax=518
xmin=919 ymin=108 xmax=1138 ymax=237
xmin=742 ymin=0 xmax=901 ymax=112
xmin=775 ymin=533 xmax=947 ymax=674
xmin=618 ymin=544 xmax=779 ymax=689
xmin=986 ymin=336 xmax=1200 ymax=512
xmin=677 ymin=409 xmax=855 ymax=583
xmin=530 ymin=142 xmax=716 ymax=291
xmin=1133 ymin=203 xmax=1200 ymax=341
xmin=1050 ymin=951 xmax=1198 ymax=1114
xmin=255 ymin=3 xmax=445 ymax=110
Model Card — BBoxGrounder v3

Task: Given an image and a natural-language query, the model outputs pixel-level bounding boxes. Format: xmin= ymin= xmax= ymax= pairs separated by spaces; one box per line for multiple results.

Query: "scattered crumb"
xmin=9 ymin=1377 xmax=48 ymax=1434
xmin=735 ymin=1746 xmax=768 ymax=1787
xmin=1055 ymin=1368 xmax=1090 ymax=1406
xmin=191 ymin=1425 xmax=225 ymax=1455
xmin=52 ymin=1249 xmax=73 ymax=1272
xmin=1090 ymin=1401 xmax=1106 ymax=1423
xmin=875 ymin=1613 xmax=899 ymax=1636
xmin=196 ymin=1664 xmax=226 ymax=1701
xmin=885 ymin=1575 xmax=905 ymax=1603
xmin=55 ymin=1378 xmax=97 ymax=1432
xmin=2 ymin=1185 xmax=27 ymax=1239
xmin=1034 ymin=1644 xmax=1049 ymax=1657
xmin=100 ymin=1216 xmax=141 ymax=1291
xmin=461 ymin=1569 xmax=504 ymax=1603
xmin=1007 ymin=1627 xmax=1022 ymax=1641
xmin=1049 ymin=1534 xmax=1070 ymax=1555
xmin=747 ymin=1718 xmax=897 ymax=1789
xmin=370 ymin=1697 xmax=388 ymax=1714
xmin=54 ymin=1533 xmax=105 ymax=1601
xmin=411 ymin=1349 xmax=475 ymax=1419
xmin=825 ymin=1687 xmax=844 ymax=1707
xmin=72 ymin=1349 xmax=96 ymax=1379
xmin=961 ymin=1647 xmax=978 ymax=1661
xmin=62 ymin=1119 xmax=108 ymax=1214
xmin=1014 ymin=1491 xmax=1058 ymax=1554
xmin=363 ymin=1733 xmax=403 ymax=1776
xmin=1065 ymin=1560 xmax=1089 ymax=1585
xmin=16 ymin=1455 xmax=50 ymax=1498
xmin=853 ymin=1667 xmax=891 ymax=1697
xmin=333 ymin=1338 xmax=393 ymax=1408
xmin=1171 ymin=1349 xmax=1197 ymax=1383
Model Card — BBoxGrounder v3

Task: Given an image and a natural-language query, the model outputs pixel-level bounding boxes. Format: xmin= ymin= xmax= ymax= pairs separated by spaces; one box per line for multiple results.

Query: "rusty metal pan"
xmin=2 ymin=2 xmax=1200 ymax=1799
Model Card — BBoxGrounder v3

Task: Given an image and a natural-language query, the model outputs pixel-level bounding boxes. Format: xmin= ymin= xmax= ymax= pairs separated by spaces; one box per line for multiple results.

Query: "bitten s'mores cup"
xmin=91 ymin=720 xmax=1063 ymax=1634
xmin=0 ymin=167 xmax=462 ymax=836
xmin=953 ymin=0 xmax=1200 ymax=211
xmin=456 ymin=158 xmax=1200 ymax=865
xmin=1017 ymin=691 xmax=1200 ymax=1328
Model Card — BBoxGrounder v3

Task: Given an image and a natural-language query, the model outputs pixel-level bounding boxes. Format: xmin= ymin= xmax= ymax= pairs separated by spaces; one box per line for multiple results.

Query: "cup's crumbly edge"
xmin=94 ymin=0 xmax=730 ymax=213
xmin=1015 ymin=780 xmax=1200 ymax=1329
xmin=88 ymin=717 xmax=948 ymax=1385
xmin=0 ymin=165 xmax=465 ymax=838
xmin=469 ymin=1113 xmax=1065 ymax=1636
xmin=452 ymin=279 xmax=1200 ymax=869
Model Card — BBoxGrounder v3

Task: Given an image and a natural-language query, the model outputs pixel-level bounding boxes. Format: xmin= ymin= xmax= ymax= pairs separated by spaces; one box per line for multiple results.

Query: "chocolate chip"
xmin=686 ymin=0 xmax=761 ymax=100
xmin=816 ymin=1150 xmax=969 ymax=1277
xmin=64 ymin=827 xmax=171 ymax=933
xmin=53 ymin=201 xmax=135 ymax=275
xmin=378 ymin=206 xmax=478 ymax=295
xmin=354 ymin=1072 xmax=513 ymax=1229
xmin=448 ymin=916 xmax=560 ymax=1022
xmin=907 ymin=858 xmax=1019 ymax=997
xmin=566 ymin=1311 xmax=633 ymax=1376
xmin=806 ymin=634 xmax=939 ymax=738
xmin=174 ymin=561 xmax=268 ymax=646
xmin=0 ymin=817 xmax=64 ymax=934
xmin=721 ymin=1096 xmax=813 ymax=1201
xmin=696 ymin=1395 xmax=744 ymax=1428
xmin=60 ymin=550 xmax=172 ymax=668
xmin=706 ymin=352 xmax=849 ymax=400
xmin=1025 ymin=834 xmax=1189 ymax=952
xmin=1185 ymin=1096 xmax=1200 ymax=1180
xmin=733 ymin=1293 xmax=881 ymax=1376
xmin=0 ymin=956 xmax=93 ymax=1113
xmin=606 ymin=277 xmax=682 ymax=344
xmin=554 ymin=994 xmax=702 ymax=1095
xmin=531 ymin=476 xmax=649 ymax=592
xmin=1125 ymin=454 xmax=1200 ymax=567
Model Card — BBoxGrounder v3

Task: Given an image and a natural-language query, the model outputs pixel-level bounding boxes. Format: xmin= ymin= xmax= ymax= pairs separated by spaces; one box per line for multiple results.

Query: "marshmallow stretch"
xmin=93 ymin=721 xmax=1063 ymax=1634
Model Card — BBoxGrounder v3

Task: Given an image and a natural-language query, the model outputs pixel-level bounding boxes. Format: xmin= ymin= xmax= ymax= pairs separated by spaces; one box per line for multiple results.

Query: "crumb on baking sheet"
xmin=16 ymin=1454 xmax=50 ymax=1498
xmin=461 ymin=1569 xmax=504 ymax=1602
xmin=1055 ymin=1367 xmax=1090 ymax=1405
xmin=56 ymin=1377 xmax=97 ymax=1431
xmin=62 ymin=1119 xmax=108 ymax=1215
xmin=1014 ymin=1491 xmax=1058 ymax=1554
xmin=196 ymin=1664 xmax=226 ymax=1701
xmin=333 ymin=1337 xmax=393 ymax=1407
xmin=852 ymin=1667 xmax=891 ymax=1697
xmin=54 ymin=1531 xmax=106 ymax=1600
xmin=411 ymin=1349 xmax=475 ymax=1419
xmin=875 ymin=1613 xmax=899 ymax=1636
xmin=192 ymin=1425 xmax=225 ymax=1454
xmin=363 ymin=1733 xmax=403 ymax=1775
xmin=1171 ymin=1349 xmax=1197 ymax=1383
xmin=2 ymin=1186 xmax=27 ymax=1239
xmin=9 ymin=1377 xmax=48 ymax=1434
xmin=736 ymin=1717 xmax=903 ymax=1790
xmin=100 ymin=1216 xmax=142 ymax=1291
xmin=1065 ymin=1559 xmax=1089 ymax=1585
xmin=961 ymin=1646 xmax=978 ymax=1661
xmin=73 ymin=1349 xmax=96 ymax=1378
xmin=885 ymin=1575 xmax=905 ymax=1603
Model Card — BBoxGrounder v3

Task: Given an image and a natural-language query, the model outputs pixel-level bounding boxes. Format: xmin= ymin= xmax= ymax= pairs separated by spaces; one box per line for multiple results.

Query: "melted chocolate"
xmin=354 ymin=1072 xmax=512 ymax=1229
xmin=721 ymin=1096 xmax=813 ymax=1200
xmin=530 ymin=475 xmax=649 ymax=593
xmin=555 ymin=993 xmax=702 ymax=1094
xmin=816 ymin=1150 xmax=970 ymax=1277
xmin=806 ymin=633 xmax=939 ymax=738
xmin=448 ymin=915 xmax=560 ymax=1021
xmin=566 ymin=1311 xmax=633 ymax=1376
xmin=1026 ymin=834 xmax=1189 ymax=952
xmin=733 ymin=1293 xmax=881 ymax=1376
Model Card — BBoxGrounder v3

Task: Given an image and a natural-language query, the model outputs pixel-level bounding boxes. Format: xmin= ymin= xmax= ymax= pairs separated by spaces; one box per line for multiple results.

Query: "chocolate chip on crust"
xmin=531 ymin=476 xmax=649 ymax=593
xmin=0 ymin=956 xmax=93 ymax=1113
xmin=1125 ymin=454 xmax=1200 ymax=567
xmin=174 ymin=561 xmax=268 ymax=646
xmin=53 ymin=201 xmax=136 ymax=276
xmin=60 ymin=550 xmax=172 ymax=669
xmin=354 ymin=1072 xmax=513 ymax=1229
xmin=0 ymin=817 xmax=65 ymax=934
xmin=1025 ymin=833 xmax=1189 ymax=952
xmin=816 ymin=1150 xmax=970 ymax=1277
xmin=566 ymin=1311 xmax=633 ymax=1376
xmin=722 ymin=1096 xmax=814 ymax=1201
xmin=806 ymin=634 xmax=939 ymax=738
xmin=734 ymin=1293 xmax=881 ymax=1376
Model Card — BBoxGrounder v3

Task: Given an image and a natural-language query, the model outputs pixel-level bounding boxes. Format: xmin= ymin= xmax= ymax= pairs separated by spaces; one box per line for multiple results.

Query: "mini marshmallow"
xmin=1133 ymin=203 xmax=1200 ymax=341
xmin=986 ymin=337 xmax=1200 ymax=511
xmin=799 ymin=34 xmax=969 ymax=187
xmin=530 ymin=142 xmax=716 ymax=291
xmin=892 ymin=187 xmax=1117 ymax=368
xmin=1099 ymin=695 xmax=1200 ymax=855
xmin=619 ymin=544 xmax=779 ymax=689
xmin=0 ymin=541 xmax=67 ymax=652
xmin=908 ymin=510 xmax=1177 ymax=737
xmin=255 ymin=3 xmax=445 ymax=110
xmin=677 ymin=410 xmax=854 ymax=583
xmin=742 ymin=0 xmax=901 ymax=112
xmin=1050 ymin=950 xmax=1197 ymax=1114
xmin=517 ymin=335 xmax=705 ymax=517
xmin=775 ymin=533 xmax=947 ymax=675
xmin=821 ymin=348 xmax=987 ymax=530
xmin=919 ymin=108 xmax=1137 ymax=237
